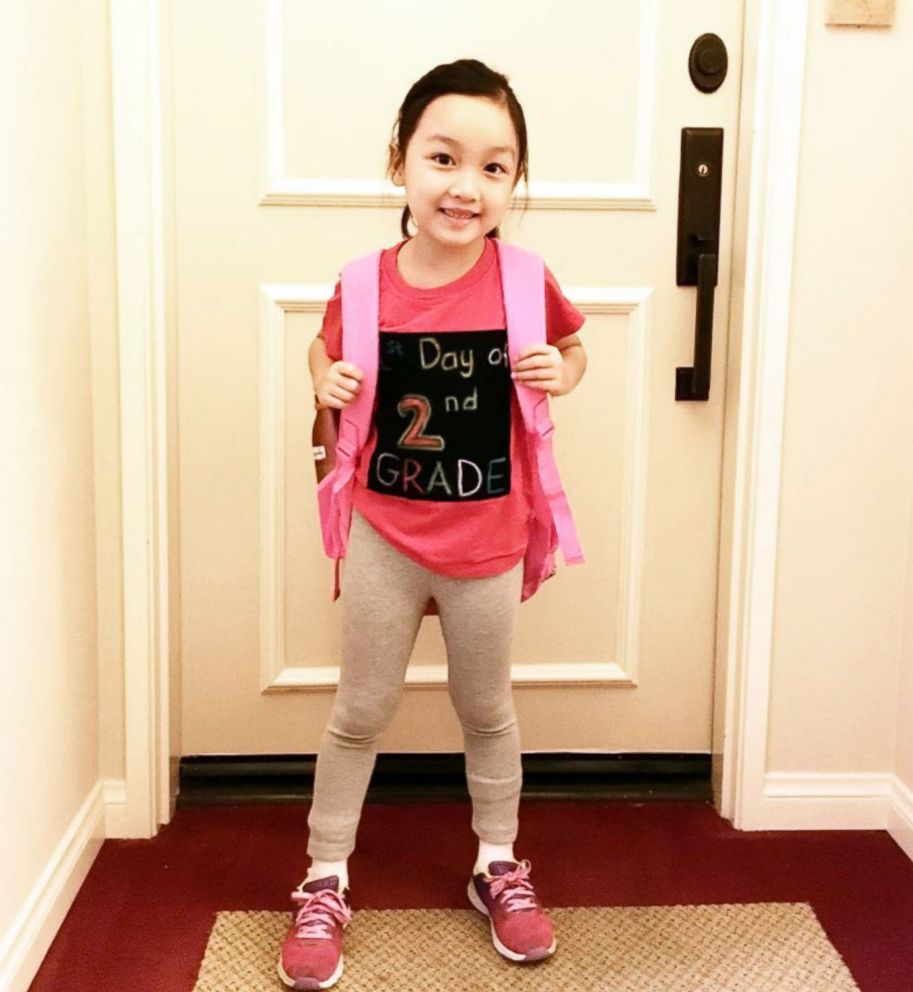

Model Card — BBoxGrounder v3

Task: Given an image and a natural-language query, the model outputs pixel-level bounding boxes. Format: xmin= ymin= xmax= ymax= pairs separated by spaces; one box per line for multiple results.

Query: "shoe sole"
xmin=466 ymin=879 xmax=557 ymax=962
xmin=277 ymin=952 xmax=344 ymax=990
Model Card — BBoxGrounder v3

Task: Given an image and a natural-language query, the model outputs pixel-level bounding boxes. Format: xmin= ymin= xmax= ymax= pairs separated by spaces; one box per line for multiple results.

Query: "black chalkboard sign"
xmin=366 ymin=329 xmax=512 ymax=502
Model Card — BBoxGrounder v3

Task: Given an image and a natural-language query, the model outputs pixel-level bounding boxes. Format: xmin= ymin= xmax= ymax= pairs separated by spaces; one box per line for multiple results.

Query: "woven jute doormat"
xmin=192 ymin=902 xmax=860 ymax=991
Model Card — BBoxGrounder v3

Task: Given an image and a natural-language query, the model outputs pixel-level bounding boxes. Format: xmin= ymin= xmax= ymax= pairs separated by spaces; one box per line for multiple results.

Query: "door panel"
xmin=169 ymin=0 xmax=743 ymax=754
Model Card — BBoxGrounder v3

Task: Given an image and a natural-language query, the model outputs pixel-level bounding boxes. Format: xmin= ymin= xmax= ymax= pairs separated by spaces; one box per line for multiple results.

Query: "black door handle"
xmin=675 ymin=128 xmax=723 ymax=402
xmin=676 ymin=246 xmax=717 ymax=401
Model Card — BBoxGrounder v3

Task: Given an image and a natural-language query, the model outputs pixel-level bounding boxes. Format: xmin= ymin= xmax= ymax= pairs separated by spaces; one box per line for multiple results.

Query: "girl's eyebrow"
xmin=426 ymin=133 xmax=516 ymax=159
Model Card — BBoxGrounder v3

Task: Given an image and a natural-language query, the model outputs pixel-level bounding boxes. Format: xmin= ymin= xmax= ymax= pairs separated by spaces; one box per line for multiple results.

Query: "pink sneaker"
xmin=278 ymin=875 xmax=353 ymax=990
xmin=467 ymin=858 xmax=557 ymax=962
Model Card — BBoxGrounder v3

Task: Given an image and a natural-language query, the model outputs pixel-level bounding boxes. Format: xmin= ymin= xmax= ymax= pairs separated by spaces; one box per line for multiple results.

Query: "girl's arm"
xmin=555 ymin=332 xmax=586 ymax=396
xmin=309 ymin=333 xmax=334 ymax=394
xmin=512 ymin=331 xmax=587 ymax=397
xmin=310 ymin=333 xmax=363 ymax=409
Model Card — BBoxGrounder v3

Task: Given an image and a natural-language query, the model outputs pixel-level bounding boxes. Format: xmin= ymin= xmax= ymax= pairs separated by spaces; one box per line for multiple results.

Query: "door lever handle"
xmin=676 ymin=246 xmax=716 ymax=401
xmin=675 ymin=128 xmax=723 ymax=402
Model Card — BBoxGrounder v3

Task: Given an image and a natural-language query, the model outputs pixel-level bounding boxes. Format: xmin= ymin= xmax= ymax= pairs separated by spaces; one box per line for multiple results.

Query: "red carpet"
xmin=27 ymin=800 xmax=913 ymax=991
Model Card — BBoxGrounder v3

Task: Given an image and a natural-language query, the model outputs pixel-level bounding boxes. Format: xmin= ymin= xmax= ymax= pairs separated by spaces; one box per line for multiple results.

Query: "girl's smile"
xmin=391 ymin=92 xmax=519 ymax=266
xmin=440 ymin=207 xmax=479 ymax=226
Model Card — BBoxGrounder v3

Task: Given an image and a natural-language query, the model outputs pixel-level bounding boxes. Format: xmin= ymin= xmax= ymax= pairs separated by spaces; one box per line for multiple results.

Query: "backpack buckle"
xmin=336 ymin=437 xmax=356 ymax=460
xmin=535 ymin=419 xmax=555 ymax=441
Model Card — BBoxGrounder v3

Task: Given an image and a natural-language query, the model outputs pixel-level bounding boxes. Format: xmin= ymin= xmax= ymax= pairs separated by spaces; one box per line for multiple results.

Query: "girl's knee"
xmin=328 ymin=692 xmax=401 ymax=743
xmin=448 ymin=693 xmax=517 ymax=735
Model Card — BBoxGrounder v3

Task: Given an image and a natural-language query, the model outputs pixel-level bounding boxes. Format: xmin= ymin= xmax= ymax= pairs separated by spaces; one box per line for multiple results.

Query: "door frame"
xmin=108 ymin=0 xmax=808 ymax=833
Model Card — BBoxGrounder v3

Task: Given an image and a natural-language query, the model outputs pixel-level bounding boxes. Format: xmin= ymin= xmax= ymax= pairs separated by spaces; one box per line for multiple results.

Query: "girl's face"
xmin=392 ymin=93 xmax=519 ymax=249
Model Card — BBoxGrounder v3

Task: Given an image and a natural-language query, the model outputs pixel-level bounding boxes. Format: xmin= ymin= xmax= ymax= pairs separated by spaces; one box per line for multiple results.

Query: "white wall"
xmin=768 ymin=3 xmax=913 ymax=790
xmin=0 ymin=0 xmax=121 ymax=987
xmin=899 ymin=490 xmax=913 ymax=797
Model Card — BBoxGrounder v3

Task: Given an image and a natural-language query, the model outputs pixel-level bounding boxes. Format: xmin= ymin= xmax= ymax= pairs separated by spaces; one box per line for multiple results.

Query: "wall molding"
xmin=714 ymin=0 xmax=811 ymax=829
xmin=887 ymin=773 xmax=913 ymax=862
xmin=0 ymin=783 xmax=106 ymax=992
xmin=258 ymin=0 xmax=662 ymax=210
xmin=109 ymin=0 xmax=173 ymax=837
xmin=257 ymin=284 xmax=651 ymax=691
xmin=752 ymin=772 xmax=913 ymax=863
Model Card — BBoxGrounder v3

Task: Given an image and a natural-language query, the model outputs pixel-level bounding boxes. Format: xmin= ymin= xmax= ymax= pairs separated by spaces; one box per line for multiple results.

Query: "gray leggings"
xmin=306 ymin=506 xmax=525 ymax=862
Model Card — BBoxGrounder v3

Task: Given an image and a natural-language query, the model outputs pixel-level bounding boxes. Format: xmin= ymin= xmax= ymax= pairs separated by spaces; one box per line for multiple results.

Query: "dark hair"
xmin=385 ymin=59 xmax=530 ymax=241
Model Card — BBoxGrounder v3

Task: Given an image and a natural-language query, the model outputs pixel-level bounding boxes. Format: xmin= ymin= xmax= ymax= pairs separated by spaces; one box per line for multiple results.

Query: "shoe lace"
xmin=487 ymin=858 xmax=538 ymax=912
xmin=289 ymin=887 xmax=353 ymax=939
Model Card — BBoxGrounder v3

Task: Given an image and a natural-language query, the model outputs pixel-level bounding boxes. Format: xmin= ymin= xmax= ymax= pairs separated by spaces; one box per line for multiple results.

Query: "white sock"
xmin=475 ymin=841 xmax=517 ymax=876
xmin=304 ymin=858 xmax=349 ymax=892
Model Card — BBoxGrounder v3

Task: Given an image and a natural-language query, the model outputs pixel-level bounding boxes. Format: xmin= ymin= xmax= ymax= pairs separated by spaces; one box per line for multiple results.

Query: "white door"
xmin=168 ymin=0 xmax=744 ymax=758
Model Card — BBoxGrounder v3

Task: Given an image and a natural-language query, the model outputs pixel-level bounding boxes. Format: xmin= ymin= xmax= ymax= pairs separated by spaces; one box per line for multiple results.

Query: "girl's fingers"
xmin=515 ymin=368 xmax=557 ymax=378
xmin=515 ymin=361 xmax=556 ymax=374
xmin=329 ymin=375 xmax=360 ymax=399
xmin=327 ymin=380 xmax=358 ymax=405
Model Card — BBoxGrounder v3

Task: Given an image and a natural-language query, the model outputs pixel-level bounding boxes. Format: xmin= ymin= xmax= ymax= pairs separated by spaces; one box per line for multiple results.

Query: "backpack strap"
xmin=496 ymin=240 xmax=585 ymax=567
xmin=325 ymin=241 xmax=582 ymax=602
xmin=327 ymin=249 xmax=382 ymax=599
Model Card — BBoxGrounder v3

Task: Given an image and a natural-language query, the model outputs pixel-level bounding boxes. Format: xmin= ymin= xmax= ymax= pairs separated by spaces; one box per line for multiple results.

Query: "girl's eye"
xmin=431 ymin=153 xmax=508 ymax=175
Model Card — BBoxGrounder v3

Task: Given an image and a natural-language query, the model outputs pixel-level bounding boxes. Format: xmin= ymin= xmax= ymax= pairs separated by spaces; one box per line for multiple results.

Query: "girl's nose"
xmin=450 ymin=176 xmax=479 ymax=201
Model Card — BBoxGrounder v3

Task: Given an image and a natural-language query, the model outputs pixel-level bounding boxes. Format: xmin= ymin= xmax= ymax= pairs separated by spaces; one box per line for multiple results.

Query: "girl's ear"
xmin=390 ymin=154 xmax=404 ymax=186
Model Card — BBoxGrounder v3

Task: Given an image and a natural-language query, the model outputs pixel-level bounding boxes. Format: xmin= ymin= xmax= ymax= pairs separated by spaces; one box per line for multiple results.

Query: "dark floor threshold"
xmin=177 ymin=752 xmax=712 ymax=806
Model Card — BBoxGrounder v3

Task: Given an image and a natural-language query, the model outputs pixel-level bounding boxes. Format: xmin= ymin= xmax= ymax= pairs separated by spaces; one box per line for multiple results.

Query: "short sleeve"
xmin=544 ymin=265 xmax=585 ymax=346
xmin=318 ymin=278 xmax=343 ymax=361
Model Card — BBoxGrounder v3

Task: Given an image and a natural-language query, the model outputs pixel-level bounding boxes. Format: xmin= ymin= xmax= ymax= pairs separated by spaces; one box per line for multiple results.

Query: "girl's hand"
xmin=511 ymin=344 xmax=566 ymax=396
xmin=315 ymin=361 xmax=364 ymax=410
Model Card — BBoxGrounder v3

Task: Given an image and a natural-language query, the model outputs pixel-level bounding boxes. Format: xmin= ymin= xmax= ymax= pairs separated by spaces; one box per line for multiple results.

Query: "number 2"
xmin=397 ymin=395 xmax=444 ymax=451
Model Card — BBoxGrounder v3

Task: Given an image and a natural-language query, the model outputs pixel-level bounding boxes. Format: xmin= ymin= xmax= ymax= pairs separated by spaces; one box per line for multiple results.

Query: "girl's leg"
xmin=430 ymin=558 xmax=525 ymax=848
xmin=306 ymin=507 xmax=432 ymax=863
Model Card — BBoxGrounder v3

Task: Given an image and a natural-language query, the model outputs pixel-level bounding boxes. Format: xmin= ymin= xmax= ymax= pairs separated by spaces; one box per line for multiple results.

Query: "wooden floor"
xmin=27 ymin=799 xmax=913 ymax=991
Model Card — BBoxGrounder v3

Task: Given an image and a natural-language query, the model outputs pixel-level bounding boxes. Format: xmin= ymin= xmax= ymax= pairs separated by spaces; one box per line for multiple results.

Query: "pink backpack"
xmin=316 ymin=237 xmax=584 ymax=614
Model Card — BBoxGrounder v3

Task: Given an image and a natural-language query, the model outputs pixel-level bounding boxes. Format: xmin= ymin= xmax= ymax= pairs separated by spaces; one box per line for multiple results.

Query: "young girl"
xmin=279 ymin=58 xmax=587 ymax=990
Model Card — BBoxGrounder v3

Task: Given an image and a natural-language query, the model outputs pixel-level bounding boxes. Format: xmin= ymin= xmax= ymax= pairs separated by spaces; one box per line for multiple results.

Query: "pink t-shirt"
xmin=319 ymin=237 xmax=585 ymax=578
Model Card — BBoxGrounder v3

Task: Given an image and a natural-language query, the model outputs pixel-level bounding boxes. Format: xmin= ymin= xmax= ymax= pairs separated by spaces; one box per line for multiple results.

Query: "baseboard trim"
xmin=0 ymin=783 xmax=106 ymax=992
xmin=888 ymin=774 xmax=913 ymax=862
xmin=730 ymin=772 xmax=913 ymax=866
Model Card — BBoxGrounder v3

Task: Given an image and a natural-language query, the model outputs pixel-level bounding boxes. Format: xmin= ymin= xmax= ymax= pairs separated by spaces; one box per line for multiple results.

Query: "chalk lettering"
xmin=370 ymin=329 xmax=511 ymax=502
xmin=457 ymin=460 xmax=482 ymax=497
xmin=375 ymin=452 xmax=401 ymax=488
xmin=487 ymin=457 xmax=508 ymax=493
xmin=426 ymin=461 xmax=453 ymax=496
xmin=397 ymin=394 xmax=444 ymax=451
xmin=488 ymin=345 xmax=509 ymax=367
xmin=443 ymin=386 xmax=478 ymax=413
xmin=371 ymin=452 xmax=510 ymax=498
xmin=419 ymin=337 xmax=475 ymax=378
